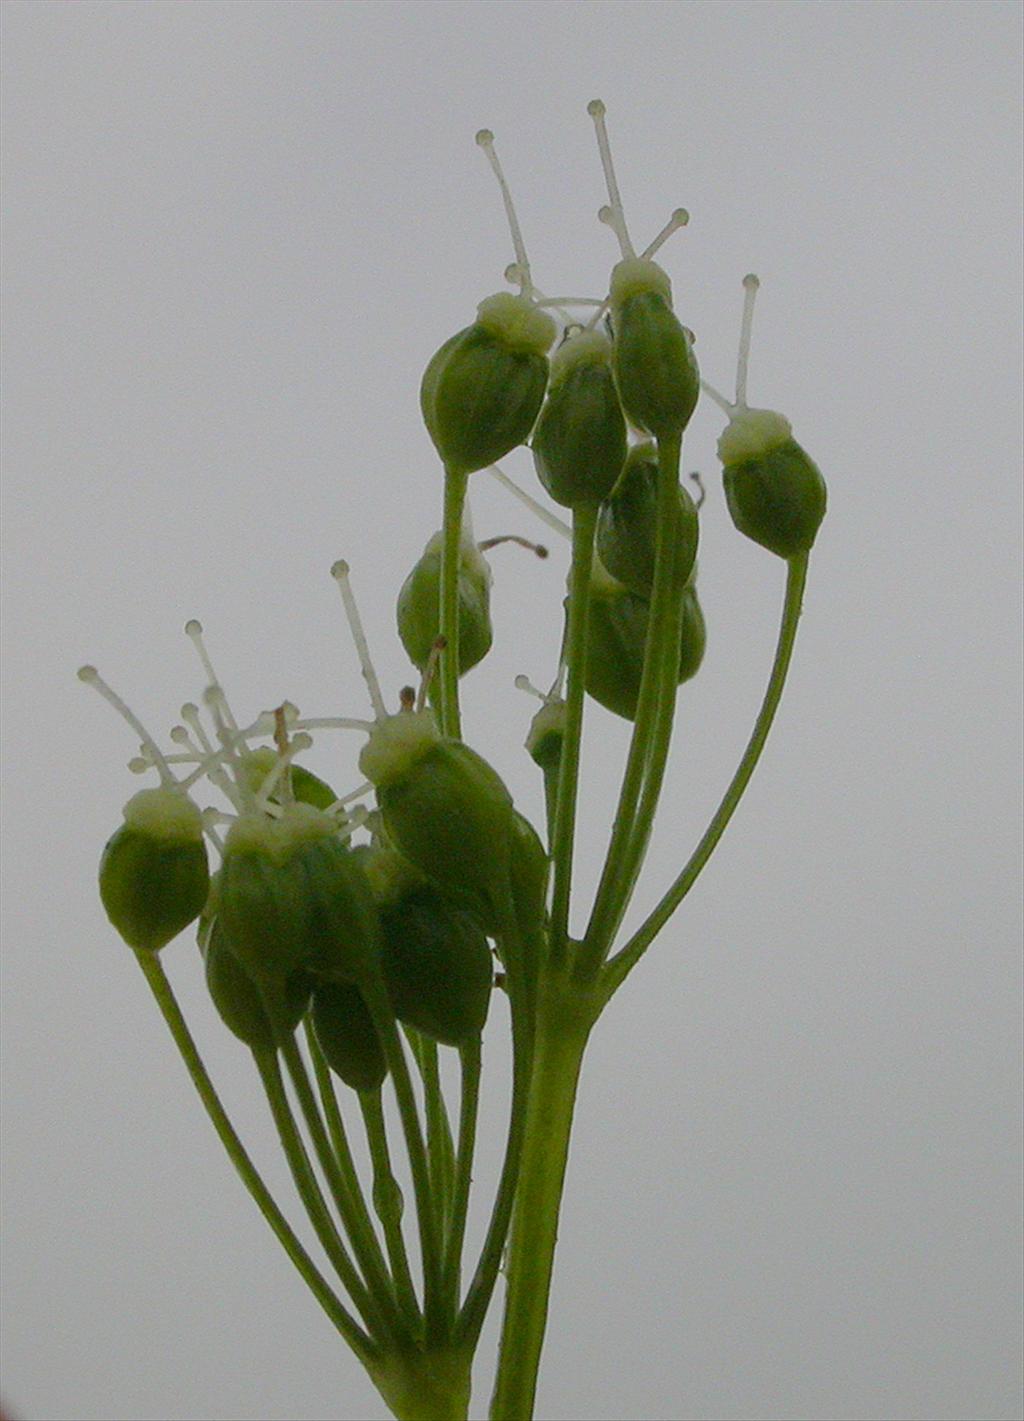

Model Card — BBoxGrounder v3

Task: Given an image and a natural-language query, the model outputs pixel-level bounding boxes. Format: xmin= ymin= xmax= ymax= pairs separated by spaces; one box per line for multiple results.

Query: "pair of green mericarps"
xmin=100 ymin=704 xmax=546 ymax=1092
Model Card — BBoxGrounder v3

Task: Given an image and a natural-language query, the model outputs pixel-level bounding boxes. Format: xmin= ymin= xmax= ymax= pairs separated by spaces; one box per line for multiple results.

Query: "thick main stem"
xmin=489 ymin=971 xmax=594 ymax=1421
xmin=371 ymin=1346 xmax=473 ymax=1421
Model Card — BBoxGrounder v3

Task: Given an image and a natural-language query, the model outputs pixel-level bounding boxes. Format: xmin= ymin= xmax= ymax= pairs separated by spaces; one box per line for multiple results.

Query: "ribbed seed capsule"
xmin=531 ymin=329 xmax=627 ymax=508
xmin=217 ymin=805 xmax=326 ymax=985
xmin=610 ymin=259 xmax=700 ymax=440
xmin=508 ymin=808 xmax=548 ymax=941
xmin=359 ymin=711 xmax=514 ymax=934
xmin=677 ymin=580 xmax=707 ymax=685
xmin=311 ymin=980 xmax=387 ymax=1093
xmin=420 ymin=293 xmax=555 ymax=476
xmin=720 ymin=411 xmax=827 ymax=558
xmin=99 ymin=787 xmax=210 ymax=951
xmin=582 ymin=565 xmax=705 ymax=721
xmin=239 ymin=747 xmax=338 ymax=811
xmin=596 ymin=440 xmax=698 ymax=598
xmin=709 ymin=276 xmax=827 ymax=558
xmin=300 ymin=834 xmax=383 ymax=985
xmin=379 ymin=884 xmax=492 ymax=1047
xmin=397 ymin=527 xmax=492 ymax=676
xmin=203 ymin=916 xmax=311 ymax=1050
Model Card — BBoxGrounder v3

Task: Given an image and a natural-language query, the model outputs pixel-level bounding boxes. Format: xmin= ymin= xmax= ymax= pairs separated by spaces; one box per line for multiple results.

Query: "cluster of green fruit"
xmin=95 ymin=696 xmax=547 ymax=1095
xmin=91 ymin=104 xmax=827 ymax=1096
xmin=81 ymin=101 xmax=829 ymax=1418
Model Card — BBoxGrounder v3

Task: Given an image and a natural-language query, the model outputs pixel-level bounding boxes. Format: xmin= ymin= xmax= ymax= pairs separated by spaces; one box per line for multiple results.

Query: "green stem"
xmin=360 ymin=1088 xmax=423 ymax=1336
xmin=363 ymin=977 xmax=446 ymax=1341
xmin=600 ymin=561 xmax=684 ymax=948
xmin=541 ymin=762 xmax=560 ymax=853
xmin=601 ymin=551 xmax=811 ymax=1003
xmin=489 ymin=968 xmax=594 ymax=1421
xmin=548 ymin=503 xmax=597 ymax=967
xmin=439 ymin=465 xmax=469 ymax=739
xmin=370 ymin=1347 xmax=472 ymax=1421
xmin=302 ymin=1024 xmax=405 ymax=1338
xmin=411 ymin=1031 xmax=456 ymax=1239
xmin=579 ymin=433 xmax=683 ymax=976
xmin=254 ymin=1048 xmax=385 ymax=1340
xmin=131 ymin=951 xmax=375 ymax=1365
xmin=442 ymin=1037 xmax=482 ymax=1320
xmin=456 ymin=906 xmax=532 ymax=1350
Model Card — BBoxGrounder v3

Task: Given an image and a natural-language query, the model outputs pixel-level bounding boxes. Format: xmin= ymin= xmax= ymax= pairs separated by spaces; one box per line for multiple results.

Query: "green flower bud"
xmin=379 ymin=885 xmax=492 ymax=1047
xmin=359 ymin=711 xmax=514 ymax=933
xmin=609 ymin=259 xmax=699 ymax=439
xmin=238 ymin=746 xmax=338 ymax=812
xmin=420 ymin=293 xmax=555 ymax=476
xmin=99 ymin=787 xmax=210 ymax=951
xmin=596 ymin=440 xmax=698 ymax=598
xmin=203 ymin=916 xmax=311 ymax=1051
xmin=311 ymin=980 xmax=387 ymax=1093
xmin=719 ymin=410 xmax=826 ymax=558
xmin=531 ymin=330 xmax=627 ymax=508
xmin=397 ymin=528 xmax=492 ymax=676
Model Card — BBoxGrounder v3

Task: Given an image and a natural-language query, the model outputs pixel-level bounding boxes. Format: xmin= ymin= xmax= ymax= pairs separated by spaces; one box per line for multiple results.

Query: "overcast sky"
xmin=2 ymin=3 xmax=1022 ymax=1419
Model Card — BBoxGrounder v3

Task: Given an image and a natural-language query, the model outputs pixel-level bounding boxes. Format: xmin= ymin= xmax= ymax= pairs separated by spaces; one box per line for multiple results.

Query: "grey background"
xmin=2 ymin=3 xmax=1021 ymax=1419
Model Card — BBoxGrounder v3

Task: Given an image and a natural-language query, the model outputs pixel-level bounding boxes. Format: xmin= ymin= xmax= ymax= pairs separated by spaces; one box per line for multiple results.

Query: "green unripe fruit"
xmin=677 ymin=582 xmax=707 ymax=684
xmin=380 ymin=886 xmax=492 ymax=1047
xmin=397 ymin=529 xmax=492 ymax=676
xmin=99 ymin=788 xmax=210 ymax=951
xmin=531 ymin=330 xmax=627 ymax=508
xmin=583 ymin=578 xmax=651 ymax=721
xmin=420 ymin=293 xmax=556 ymax=476
xmin=311 ymin=981 xmax=387 ymax=1093
xmin=525 ymin=699 xmax=565 ymax=774
xmin=239 ymin=747 xmax=338 ymax=812
xmin=354 ymin=844 xmax=425 ymax=908
xmin=300 ymin=835 xmax=383 ymax=985
xmin=610 ymin=259 xmax=700 ymax=439
xmin=718 ymin=410 xmax=826 ymax=558
xmin=204 ymin=918 xmax=310 ymax=1050
xmin=582 ymin=566 xmax=704 ymax=721
xmin=360 ymin=712 xmax=514 ymax=934
xmin=596 ymin=440 xmax=698 ymax=598
xmin=218 ymin=805 xmax=331 ymax=984
xmin=508 ymin=809 xmax=547 ymax=940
